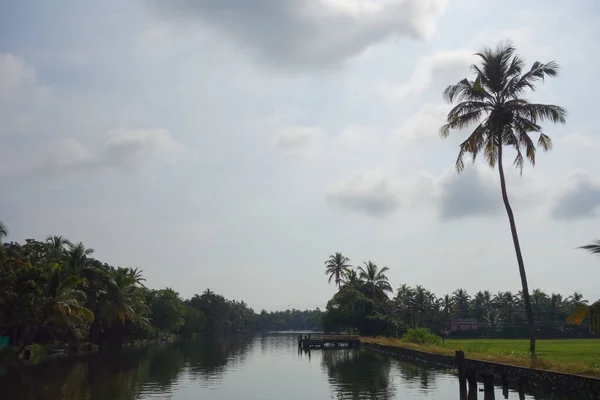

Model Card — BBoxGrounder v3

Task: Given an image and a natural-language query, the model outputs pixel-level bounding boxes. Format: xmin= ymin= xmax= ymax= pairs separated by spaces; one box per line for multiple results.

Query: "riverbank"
xmin=362 ymin=337 xmax=600 ymax=377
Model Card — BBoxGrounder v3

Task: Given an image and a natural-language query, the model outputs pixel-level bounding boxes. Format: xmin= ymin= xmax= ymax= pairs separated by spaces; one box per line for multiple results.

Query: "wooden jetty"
xmin=297 ymin=334 xmax=360 ymax=349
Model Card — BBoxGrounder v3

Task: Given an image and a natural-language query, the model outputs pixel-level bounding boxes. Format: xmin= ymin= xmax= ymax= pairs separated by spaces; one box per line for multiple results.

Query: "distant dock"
xmin=297 ymin=334 xmax=360 ymax=349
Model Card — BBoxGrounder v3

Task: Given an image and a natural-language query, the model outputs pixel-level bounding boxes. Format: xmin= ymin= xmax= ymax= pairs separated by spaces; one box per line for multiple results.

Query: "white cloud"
xmin=0 ymin=53 xmax=51 ymax=134
xmin=37 ymin=129 xmax=181 ymax=175
xmin=394 ymin=103 xmax=450 ymax=142
xmin=0 ymin=53 xmax=36 ymax=94
xmin=411 ymin=163 xmax=554 ymax=220
xmin=377 ymin=49 xmax=477 ymax=103
xmin=46 ymin=138 xmax=96 ymax=170
xmin=334 ymin=124 xmax=389 ymax=153
xmin=148 ymin=0 xmax=448 ymax=69
xmin=274 ymin=126 xmax=322 ymax=156
xmin=326 ymin=168 xmax=402 ymax=216
xmin=104 ymin=128 xmax=181 ymax=164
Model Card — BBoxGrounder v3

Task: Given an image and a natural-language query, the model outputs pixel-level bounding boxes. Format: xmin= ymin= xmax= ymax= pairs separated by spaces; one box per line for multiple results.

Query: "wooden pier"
xmin=297 ymin=334 xmax=360 ymax=349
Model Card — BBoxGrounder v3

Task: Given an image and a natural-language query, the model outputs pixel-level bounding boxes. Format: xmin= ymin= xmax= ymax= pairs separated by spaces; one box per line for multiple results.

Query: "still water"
xmin=0 ymin=334 xmax=572 ymax=399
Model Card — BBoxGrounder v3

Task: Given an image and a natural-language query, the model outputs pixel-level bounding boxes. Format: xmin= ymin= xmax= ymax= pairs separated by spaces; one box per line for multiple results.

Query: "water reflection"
xmin=0 ymin=337 xmax=251 ymax=400
xmin=0 ymin=335 xmax=582 ymax=399
xmin=394 ymin=358 xmax=438 ymax=390
xmin=321 ymin=349 xmax=396 ymax=399
xmin=180 ymin=335 xmax=252 ymax=387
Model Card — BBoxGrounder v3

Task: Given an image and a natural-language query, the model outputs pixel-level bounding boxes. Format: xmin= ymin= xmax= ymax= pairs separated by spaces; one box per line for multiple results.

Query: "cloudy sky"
xmin=2 ymin=0 xmax=599 ymax=311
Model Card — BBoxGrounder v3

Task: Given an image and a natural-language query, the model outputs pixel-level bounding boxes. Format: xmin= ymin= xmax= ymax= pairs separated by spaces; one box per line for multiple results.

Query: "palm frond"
xmin=483 ymin=134 xmax=499 ymax=168
xmin=453 ymin=121 xmax=488 ymax=172
xmin=510 ymin=61 xmax=560 ymax=97
xmin=443 ymin=78 xmax=493 ymax=103
xmin=579 ymin=240 xmax=600 ymax=255
xmin=518 ymin=103 xmax=567 ymax=124
xmin=0 ymin=221 xmax=7 ymax=240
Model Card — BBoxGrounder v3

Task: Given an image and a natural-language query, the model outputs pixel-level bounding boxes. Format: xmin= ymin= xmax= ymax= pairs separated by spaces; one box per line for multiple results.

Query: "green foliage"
xmin=402 ymin=328 xmax=442 ymax=346
xmin=322 ymin=251 xmax=593 ymax=341
xmin=255 ymin=308 xmax=323 ymax=332
xmin=364 ymin=313 xmax=406 ymax=338
xmin=148 ymin=288 xmax=186 ymax=335
xmin=325 ymin=252 xmax=351 ymax=288
xmin=180 ymin=306 xmax=207 ymax=338
xmin=1 ymin=232 xmax=326 ymax=355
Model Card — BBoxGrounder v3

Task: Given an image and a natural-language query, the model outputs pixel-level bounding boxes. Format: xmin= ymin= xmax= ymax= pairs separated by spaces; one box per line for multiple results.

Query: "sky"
xmin=1 ymin=0 xmax=599 ymax=311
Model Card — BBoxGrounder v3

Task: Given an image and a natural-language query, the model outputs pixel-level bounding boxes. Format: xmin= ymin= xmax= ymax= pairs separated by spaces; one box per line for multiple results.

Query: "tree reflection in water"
xmin=0 ymin=337 xmax=253 ymax=400
xmin=180 ymin=335 xmax=253 ymax=387
xmin=321 ymin=349 xmax=395 ymax=400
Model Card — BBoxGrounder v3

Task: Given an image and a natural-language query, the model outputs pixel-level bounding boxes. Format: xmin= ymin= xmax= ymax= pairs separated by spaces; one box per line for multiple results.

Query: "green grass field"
xmin=442 ymin=339 xmax=600 ymax=365
xmin=363 ymin=337 xmax=600 ymax=376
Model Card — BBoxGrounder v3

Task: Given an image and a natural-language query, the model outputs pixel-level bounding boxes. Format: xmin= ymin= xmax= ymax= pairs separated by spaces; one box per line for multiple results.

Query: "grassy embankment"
xmin=362 ymin=337 xmax=600 ymax=377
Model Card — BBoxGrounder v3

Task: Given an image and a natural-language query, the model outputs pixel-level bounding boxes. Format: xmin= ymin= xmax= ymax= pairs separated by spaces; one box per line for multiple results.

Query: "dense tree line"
xmin=322 ymin=252 xmax=597 ymax=339
xmin=0 ymin=229 xmax=322 ymax=355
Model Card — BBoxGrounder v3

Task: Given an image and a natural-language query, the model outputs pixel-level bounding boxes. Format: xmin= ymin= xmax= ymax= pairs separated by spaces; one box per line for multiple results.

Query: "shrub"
xmin=402 ymin=328 xmax=442 ymax=346
xmin=363 ymin=313 xmax=407 ymax=337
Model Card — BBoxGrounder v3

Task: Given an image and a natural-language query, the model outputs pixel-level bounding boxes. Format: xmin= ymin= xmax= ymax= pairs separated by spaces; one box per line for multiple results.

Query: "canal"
xmin=0 ymin=333 xmax=574 ymax=399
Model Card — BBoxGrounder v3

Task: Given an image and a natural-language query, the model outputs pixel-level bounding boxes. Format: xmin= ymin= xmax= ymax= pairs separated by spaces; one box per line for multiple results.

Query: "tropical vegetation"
xmin=0 ymin=226 xmax=322 ymax=357
xmin=568 ymin=239 xmax=600 ymax=335
xmin=322 ymin=252 xmax=594 ymax=339
xmin=440 ymin=44 xmax=567 ymax=355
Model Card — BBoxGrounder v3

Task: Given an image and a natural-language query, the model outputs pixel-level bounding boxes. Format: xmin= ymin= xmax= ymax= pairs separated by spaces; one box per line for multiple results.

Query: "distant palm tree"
xmin=342 ymin=269 xmax=362 ymax=289
xmin=439 ymin=294 xmax=454 ymax=317
xmin=0 ymin=221 xmax=7 ymax=243
xmin=67 ymin=242 xmax=94 ymax=273
xmin=357 ymin=261 xmax=392 ymax=301
xmin=46 ymin=235 xmax=72 ymax=251
xmin=44 ymin=266 xmax=94 ymax=340
xmin=325 ymin=252 xmax=351 ymax=288
xmin=568 ymin=292 xmax=588 ymax=307
xmin=452 ymin=289 xmax=471 ymax=318
xmin=98 ymin=267 xmax=148 ymax=327
xmin=483 ymin=310 xmax=503 ymax=335
xmin=568 ymin=243 xmax=600 ymax=335
xmin=128 ymin=267 xmax=146 ymax=287
xmin=440 ymin=44 xmax=566 ymax=355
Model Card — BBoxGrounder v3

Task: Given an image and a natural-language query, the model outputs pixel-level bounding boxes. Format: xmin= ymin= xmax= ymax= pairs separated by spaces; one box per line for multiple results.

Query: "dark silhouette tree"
xmin=440 ymin=44 xmax=567 ymax=355
xmin=325 ymin=252 xmax=352 ymax=288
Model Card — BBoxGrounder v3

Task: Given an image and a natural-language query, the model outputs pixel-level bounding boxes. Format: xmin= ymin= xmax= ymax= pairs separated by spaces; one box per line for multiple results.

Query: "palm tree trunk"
xmin=497 ymin=142 xmax=536 ymax=355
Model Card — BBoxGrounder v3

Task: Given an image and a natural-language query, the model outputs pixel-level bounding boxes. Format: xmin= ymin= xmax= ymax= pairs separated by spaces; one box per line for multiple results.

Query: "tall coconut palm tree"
xmin=440 ymin=44 xmax=567 ymax=355
xmin=568 ymin=242 xmax=600 ymax=335
xmin=0 ymin=221 xmax=7 ymax=243
xmin=357 ymin=261 xmax=392 ymax=301
xmin=325 ymin=252 xmax=352 ymax=288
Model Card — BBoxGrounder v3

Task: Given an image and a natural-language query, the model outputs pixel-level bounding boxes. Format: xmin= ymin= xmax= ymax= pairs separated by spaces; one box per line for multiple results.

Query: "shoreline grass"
xmin=362 ymin=336 xmax=600 ymax=378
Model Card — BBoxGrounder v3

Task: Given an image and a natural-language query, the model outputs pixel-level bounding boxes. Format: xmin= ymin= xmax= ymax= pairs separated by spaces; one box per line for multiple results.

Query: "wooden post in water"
xmin=517 ymin=377 xmax=526 ymax=399
xmin=501 ymin=372 xmax=509 ymax=399
xmin=466 ymin=368 xmax=477 ymax=393
xmin=456 ymin=350 xmax=467 ymax=394
xmin=482 ymin=374 xmax=495 ymax=399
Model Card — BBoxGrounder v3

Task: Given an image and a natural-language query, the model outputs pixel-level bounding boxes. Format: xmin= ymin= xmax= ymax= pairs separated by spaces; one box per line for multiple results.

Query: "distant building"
xmin=441 ymin=318 xmax=478 ymax=335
